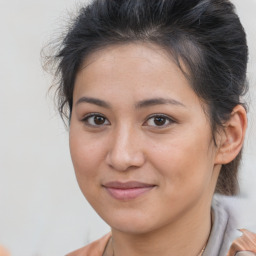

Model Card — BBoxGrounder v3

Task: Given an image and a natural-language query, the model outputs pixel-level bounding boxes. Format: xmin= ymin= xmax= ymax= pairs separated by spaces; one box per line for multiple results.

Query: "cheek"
xmin=69 ymin=127 xmax=104 ymax=181
xmin=149 ymin=131 xmax=215 ymax=190
xmin=69 ymin=135 xmax=106 ymax=208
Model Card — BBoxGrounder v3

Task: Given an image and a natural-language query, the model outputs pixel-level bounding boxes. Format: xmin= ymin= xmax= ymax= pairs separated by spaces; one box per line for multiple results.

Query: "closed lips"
xmin=103 ymin=181 xmax=156 ymax=200
xmin=103 ymin=181 xmax=156 ymax=189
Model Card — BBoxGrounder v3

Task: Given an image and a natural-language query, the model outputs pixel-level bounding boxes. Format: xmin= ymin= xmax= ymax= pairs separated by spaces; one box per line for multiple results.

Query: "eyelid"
xmin=81 ymin=112 xmax=110 ymax=126
xmin=143 ymin=113 xmax=176 ymax=127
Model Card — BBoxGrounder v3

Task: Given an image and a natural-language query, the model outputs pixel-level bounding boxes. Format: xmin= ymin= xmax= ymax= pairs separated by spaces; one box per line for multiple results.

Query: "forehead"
xmin=80 ymin=43 xmax=174 ymax=69
xmin=73 ymin=43 xmax=207 ymax=113
xmin=75 ymin=43 xmax=190 ymax=94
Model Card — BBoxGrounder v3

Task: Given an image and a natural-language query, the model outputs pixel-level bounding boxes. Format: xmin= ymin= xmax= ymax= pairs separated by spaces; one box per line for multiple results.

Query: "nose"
xmin=106 ymin=125 xmax=146 ymax=172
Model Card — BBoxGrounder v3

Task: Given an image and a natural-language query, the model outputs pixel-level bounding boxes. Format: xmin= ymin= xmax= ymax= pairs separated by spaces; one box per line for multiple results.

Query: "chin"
xmin=112 ymin=222 xmax=154 ymax=235
xmin=103 ymin=211 xmax=162 ymax=235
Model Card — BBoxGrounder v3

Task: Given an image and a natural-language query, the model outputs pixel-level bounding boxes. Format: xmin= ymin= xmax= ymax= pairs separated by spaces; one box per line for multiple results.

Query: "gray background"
xmin=0 ymin=0 xmax=255 ymax=255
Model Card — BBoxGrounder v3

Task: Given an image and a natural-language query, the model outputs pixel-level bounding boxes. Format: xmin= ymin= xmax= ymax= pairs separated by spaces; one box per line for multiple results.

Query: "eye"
xmin=144 ymin=114 xmax=175 ymax=127
xmin=82 ymin=113 xmax=110 ymax=127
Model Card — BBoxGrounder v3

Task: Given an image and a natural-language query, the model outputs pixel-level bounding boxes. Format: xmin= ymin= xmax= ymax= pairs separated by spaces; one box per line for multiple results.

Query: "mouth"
xmin=102 ymin=181 xmax=156 ymax=200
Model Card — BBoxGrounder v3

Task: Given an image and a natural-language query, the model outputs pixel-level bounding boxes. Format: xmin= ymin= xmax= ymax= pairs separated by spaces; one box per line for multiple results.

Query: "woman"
xmin=49 ymin=0 xmax=256 ymax=255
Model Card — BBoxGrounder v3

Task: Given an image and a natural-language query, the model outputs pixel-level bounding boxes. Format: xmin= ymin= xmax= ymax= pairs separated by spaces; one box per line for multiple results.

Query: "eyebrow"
xmin=75 ymin=96 xmax=186 ymax=109
xmin=135 ymin=97 xmax=186 ymax=109
xmin=76 ymin=97 xmax=111 ymax=108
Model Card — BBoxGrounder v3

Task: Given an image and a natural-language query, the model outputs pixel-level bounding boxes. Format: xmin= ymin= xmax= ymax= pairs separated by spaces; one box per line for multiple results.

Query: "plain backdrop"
xmin=0 ymin=0 xmax=255 ymax=255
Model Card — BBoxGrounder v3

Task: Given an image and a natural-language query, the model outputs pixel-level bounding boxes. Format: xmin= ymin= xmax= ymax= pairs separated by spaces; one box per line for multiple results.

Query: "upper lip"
xmin=103 ymin=181 xmax=156 ymax=189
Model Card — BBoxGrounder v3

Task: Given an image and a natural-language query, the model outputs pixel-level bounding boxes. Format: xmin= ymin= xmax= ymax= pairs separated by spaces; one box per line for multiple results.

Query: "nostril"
xmin=106 ymin=148 xmax=145 ymax=172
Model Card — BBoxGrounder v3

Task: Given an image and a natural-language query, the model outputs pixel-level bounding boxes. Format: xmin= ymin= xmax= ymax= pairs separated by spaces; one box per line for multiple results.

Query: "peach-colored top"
xmin=0 ymin=245 xmax=11 ymax=256
xmin=227 ymin=229 xmax=256 ymax=256
xmin=66 ymin=233 xmax=111 ymax=256
xmin=66 ymin=230 xmax=256 ymax=256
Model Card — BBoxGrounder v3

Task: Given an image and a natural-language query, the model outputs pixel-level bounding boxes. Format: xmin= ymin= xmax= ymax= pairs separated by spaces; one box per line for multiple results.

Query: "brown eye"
xmin=153 ymin=117 xmax=166 ymax=126
xmin=144 ymin=114 xmax=175 ymax=128
xmin=94 ymin=116 xmax=106 ymax=125
xmin=83 ymin=114 xmax=110 ymax=127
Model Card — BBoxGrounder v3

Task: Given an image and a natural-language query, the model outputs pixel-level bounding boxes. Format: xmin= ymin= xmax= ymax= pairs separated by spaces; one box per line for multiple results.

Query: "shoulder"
xmin=235 ymin=252 xmax=256 ymax=256
xmin=228 ymin=229 xmax=256 ymax=256
xmin=204 ymin=195 xmax=256 ymax=256
xmin=66 ymin=233 xmax=111 ymax=256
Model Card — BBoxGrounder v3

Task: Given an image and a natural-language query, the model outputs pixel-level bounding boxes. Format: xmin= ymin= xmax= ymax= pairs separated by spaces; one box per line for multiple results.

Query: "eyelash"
xmin=81 ymin=113 xmax=110 ymax=127
xmin=143 ymin=114 xmax=176 ymax=128
xmin=81 ymin=113 xmax=176 ymax=128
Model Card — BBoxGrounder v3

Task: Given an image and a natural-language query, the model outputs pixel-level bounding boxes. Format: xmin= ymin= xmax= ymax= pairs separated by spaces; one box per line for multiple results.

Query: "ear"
xmin=215 ymin=105 xmax=247 ymax=165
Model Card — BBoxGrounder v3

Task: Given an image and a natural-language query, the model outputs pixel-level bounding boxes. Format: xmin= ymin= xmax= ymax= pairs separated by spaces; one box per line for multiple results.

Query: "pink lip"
xmin=103 ymin=181 xmax=156 ymax=200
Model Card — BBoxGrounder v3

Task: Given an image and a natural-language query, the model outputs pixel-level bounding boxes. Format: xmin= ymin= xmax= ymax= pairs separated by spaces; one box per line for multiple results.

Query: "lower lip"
xmin=104 ymin=186 xmax=155 ymax=200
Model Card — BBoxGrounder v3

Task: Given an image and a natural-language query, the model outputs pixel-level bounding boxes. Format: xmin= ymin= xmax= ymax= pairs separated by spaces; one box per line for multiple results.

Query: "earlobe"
xmin=215 ymin=105 xmax=247 ymax=165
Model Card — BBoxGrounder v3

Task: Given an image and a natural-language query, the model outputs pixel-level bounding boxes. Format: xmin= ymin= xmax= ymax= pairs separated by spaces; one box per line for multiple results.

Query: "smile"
xmin=103 ymin=181 xmax=156 ymax=200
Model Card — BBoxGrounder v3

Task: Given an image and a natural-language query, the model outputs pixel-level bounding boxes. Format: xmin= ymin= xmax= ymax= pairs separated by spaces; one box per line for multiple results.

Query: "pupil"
xmin=154 ymin=117 xmax=165 ymax=126
xmin=94 ymin=116 xmax=105 ymax=125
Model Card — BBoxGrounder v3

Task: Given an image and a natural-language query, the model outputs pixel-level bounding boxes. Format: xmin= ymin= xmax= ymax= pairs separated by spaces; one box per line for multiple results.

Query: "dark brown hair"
xmin=49 ymin=0 xmax=248 ymax=195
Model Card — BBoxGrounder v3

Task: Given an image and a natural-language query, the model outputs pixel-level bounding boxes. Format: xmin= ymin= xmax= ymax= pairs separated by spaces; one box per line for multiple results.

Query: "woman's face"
xmin=70 ymin=43 xmax=221 ymax=234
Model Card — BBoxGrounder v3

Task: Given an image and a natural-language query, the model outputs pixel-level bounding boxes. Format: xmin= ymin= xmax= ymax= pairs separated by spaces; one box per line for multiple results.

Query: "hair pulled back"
xmin=51 ymin=0 xmax=248 ymax=195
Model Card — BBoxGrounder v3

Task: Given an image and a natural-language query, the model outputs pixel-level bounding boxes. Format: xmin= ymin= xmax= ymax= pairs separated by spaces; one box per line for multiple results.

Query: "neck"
xmin=109 ymin=201 xmax=212 ymax=256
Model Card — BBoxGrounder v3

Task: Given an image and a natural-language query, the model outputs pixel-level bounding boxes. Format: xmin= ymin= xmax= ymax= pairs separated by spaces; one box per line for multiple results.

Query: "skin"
xmin=69 ymin=43 xmax=247 ymax=256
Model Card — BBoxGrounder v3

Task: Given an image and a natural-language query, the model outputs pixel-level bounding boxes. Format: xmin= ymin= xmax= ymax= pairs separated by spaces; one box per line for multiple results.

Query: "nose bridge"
xmin=107 ymin=122 xmax=145 ymax=171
